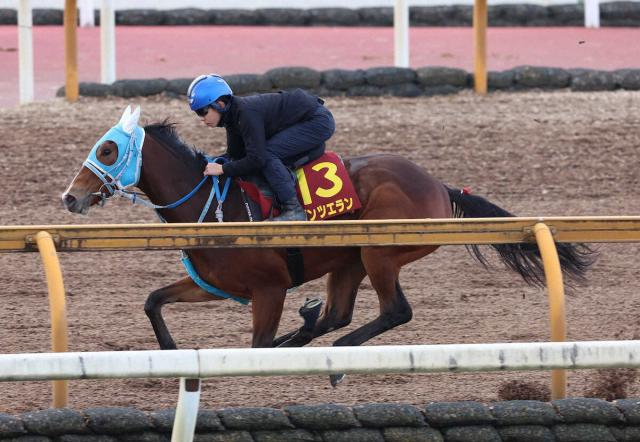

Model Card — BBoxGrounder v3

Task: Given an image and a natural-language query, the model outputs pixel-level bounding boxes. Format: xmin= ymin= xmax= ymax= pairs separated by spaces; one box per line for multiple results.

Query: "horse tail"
xmin=445 ymin=186 xmax=597 ymax=288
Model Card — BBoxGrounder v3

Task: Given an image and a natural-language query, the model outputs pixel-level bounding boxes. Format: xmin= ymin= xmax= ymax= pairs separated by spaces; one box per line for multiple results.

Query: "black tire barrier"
xmin=55 ymin=66 xmax=640 ymax=99
xmin=3 ymin=3 xmax=640 ymax=27
xmin=2 ymin=398 xmax=640 ymax=441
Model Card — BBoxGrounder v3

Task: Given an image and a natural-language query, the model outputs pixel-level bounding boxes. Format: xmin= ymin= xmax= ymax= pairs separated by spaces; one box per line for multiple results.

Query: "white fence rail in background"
xmin=3 ymin=341 xmax=640 ymax=381
xmin=78 ymin=0 xmax=94 ymax=26
xmin=17 ymin=0 xmax=34 ymax=104
xmin=394 ymin=0 xmax=410 ymax=67
xmin=99 ymin=0 xmax=116 ymax=83
xmin=1 ymin=341 xmax=639 ymax=441
xmin=585 ymin=0 xmax=601 ymax=27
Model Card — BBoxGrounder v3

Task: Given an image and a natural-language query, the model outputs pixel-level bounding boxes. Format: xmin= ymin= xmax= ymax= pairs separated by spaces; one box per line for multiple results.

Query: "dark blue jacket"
xmin=220 ymin=89 xmax=323 ymax=177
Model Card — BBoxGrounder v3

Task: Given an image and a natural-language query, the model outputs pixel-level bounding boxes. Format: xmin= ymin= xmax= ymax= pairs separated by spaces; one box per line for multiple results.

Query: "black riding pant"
xmin=262 ymin=106 xmax=335 ymax=202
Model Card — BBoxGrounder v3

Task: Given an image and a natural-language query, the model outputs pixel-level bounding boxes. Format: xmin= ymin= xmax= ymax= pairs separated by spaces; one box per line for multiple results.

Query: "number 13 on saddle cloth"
xmin=295 ymin=151 xmax=361 ymax=220
xmin=239 ymin=151 xmax=362 ymax=221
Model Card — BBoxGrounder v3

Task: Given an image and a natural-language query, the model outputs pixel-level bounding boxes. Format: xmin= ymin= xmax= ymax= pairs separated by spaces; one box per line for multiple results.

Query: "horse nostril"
xmin=62 ymin=193 xmax=76 ymax=207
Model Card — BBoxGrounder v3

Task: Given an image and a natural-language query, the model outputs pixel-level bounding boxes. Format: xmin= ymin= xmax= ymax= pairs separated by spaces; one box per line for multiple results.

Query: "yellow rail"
xmin=35 ymin=232 xmax=69 ymax=408
xmin=6 ymin=216 xmax=640 ymax=405
xmin=533 ymin=223 xmax=567 ymax=400
xmin=2 ymin=217 xmax=640 ymax=253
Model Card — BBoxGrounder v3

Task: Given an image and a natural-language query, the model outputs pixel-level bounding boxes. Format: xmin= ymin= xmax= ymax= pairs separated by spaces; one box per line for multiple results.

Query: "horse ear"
xmin=122 ymin=105 xmax=141 ymax=134
xmin=118 ymin=105 xmax=132 ymax=128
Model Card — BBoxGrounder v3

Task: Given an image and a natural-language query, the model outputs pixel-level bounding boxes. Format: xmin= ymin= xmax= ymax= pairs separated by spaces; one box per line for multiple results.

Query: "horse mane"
xmin=143 ymin=120 xmax=207 ymax=170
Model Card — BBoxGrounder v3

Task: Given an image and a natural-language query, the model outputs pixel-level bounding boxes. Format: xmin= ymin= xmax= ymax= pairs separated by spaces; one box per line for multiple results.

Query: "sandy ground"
xmin=0 ymin=91 xmax=639 ymax=414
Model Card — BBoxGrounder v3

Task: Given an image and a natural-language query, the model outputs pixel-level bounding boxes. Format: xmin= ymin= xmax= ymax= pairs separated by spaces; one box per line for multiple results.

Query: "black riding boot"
xmin=273 ymin=197 xmax=307 ymax=221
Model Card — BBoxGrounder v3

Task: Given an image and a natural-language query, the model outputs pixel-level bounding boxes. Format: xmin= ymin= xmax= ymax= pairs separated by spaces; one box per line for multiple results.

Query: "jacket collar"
xmin=219 ymin=96 xmax=236 ymax=128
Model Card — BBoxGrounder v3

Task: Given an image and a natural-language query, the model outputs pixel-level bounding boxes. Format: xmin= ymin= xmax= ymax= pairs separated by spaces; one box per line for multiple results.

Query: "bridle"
xmin=83 ymin=123 xmax=230 ymax=222
xmin=77 ymin=105 xmax=246 ymax=305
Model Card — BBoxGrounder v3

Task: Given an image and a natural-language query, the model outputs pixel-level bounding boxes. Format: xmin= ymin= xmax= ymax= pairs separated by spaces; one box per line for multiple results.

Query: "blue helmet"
xmin=187 ymin=74 xmax=233 ymax=113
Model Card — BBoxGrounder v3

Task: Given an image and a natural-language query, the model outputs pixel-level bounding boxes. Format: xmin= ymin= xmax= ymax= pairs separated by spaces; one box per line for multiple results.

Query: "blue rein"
xmin=163 ymin=175 xmax=210 ymax=210
xmin=159 ymin=163 xmax=231 ymax=214
xmin=121 ymin=156 xmax=231 ymax=222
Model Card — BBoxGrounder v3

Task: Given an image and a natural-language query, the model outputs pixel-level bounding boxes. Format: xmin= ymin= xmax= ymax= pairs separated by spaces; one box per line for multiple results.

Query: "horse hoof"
xmin=299 ymin=297 xmax=322 ymax=330
xmin=330 ymin=373 xmax=345 ymax=387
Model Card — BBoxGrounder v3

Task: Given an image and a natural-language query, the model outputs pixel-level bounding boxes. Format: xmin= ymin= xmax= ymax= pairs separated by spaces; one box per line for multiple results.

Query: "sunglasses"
xmin=194 ymin=106 xmax=210 ymax=118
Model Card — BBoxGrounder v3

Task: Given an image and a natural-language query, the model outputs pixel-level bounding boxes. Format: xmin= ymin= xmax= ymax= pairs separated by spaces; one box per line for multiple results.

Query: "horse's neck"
xmin=136 ymin=141 xmax=245 ymax=223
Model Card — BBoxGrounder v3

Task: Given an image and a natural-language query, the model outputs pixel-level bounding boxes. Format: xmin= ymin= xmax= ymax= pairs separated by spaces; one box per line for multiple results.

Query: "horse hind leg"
xmin=329 ymin=250 xmax=414 ymax=385
xmin=144 ymin=277 xmax=216 ymax=350
xmin=275 ymin=260 xmax=366 ymax=347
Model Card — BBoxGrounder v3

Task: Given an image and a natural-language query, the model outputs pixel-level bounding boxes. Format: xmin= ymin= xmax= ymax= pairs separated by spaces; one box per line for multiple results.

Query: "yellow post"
xmin=35 ymin=231 xmax=69 ymax=408
xmin=473 ymin=0 xmax=488 ymax=95
xmin=64 ymin=0 xmax=79 ymax=102
xmin=533 ymin=223 xmax=566 ymax=399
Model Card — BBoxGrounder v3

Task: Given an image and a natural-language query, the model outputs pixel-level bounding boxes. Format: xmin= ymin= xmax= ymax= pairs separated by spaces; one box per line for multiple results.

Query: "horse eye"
xmin=102 ymin=148 xmax=111 ymax=156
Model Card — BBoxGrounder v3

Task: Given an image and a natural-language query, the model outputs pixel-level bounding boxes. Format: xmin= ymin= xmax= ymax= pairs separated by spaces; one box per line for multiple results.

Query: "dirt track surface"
xmin=1 ymin=91 xmax=639 ymax=413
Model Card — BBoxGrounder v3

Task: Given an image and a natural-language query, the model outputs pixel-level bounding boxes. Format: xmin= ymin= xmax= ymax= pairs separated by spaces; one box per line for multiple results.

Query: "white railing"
xmin=2 ymin=340 xmax=639 ymax=441
xmin=3 ymin=341 xmax=640 ymax=381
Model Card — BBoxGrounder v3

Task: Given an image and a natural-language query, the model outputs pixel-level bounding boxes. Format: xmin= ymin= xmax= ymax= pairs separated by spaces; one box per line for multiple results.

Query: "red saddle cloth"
xmin=237 ymin=151 xmax=362 ymax=221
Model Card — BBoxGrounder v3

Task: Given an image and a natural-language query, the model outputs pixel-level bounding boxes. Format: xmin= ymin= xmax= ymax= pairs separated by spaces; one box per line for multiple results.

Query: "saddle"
xmin=237 ymin=147 xmax=361 ymax=222
xmin=236 ymin=146 xmax=362 ymax=288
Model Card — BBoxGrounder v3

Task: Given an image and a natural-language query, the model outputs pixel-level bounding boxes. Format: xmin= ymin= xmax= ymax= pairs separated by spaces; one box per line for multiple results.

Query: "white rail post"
xmin=584 ymin=0 xmax=600 ymax=28
xmin=394 ymin=0 xmax=410 ymax=67
xmin=100 ymin=0 xmax=116 ymax=84
xmin=171 ymin=378 xmax=201 ymax=442
xmin=18 ymin=0 xmax=34 ymax=104
xmin=79 ymin=0 xmax=95 ymax=27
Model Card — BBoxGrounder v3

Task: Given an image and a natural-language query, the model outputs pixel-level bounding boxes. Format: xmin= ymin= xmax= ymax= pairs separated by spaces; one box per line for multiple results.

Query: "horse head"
xmin=62 ymin=105 xmax=245 ymax=223
xmin=62 ymin=105 xmax=144 ymax=214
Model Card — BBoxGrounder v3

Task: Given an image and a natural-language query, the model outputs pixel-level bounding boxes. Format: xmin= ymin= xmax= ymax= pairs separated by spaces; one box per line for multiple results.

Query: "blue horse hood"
xmin=84 ymin=124 xmax=146 ymax=189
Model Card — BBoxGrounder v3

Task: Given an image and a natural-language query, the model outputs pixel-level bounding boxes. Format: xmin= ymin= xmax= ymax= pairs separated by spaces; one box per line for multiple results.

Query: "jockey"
xmin=187 ymin=74 xmax=335 ymax=221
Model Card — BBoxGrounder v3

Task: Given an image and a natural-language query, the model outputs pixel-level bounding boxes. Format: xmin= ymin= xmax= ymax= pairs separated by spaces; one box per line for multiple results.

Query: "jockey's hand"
xmin=204 ymin=162 xmax=224 ymax=176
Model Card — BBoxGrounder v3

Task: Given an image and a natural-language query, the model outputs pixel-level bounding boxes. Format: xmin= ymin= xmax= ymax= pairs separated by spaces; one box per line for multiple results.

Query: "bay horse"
xmin=62 ymin=106 xmax=594 ymax=383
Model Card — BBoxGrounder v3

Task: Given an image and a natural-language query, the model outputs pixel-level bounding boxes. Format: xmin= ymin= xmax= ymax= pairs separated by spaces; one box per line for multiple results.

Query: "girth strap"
xmin=286 ymin=248 xmax=305 ymax=288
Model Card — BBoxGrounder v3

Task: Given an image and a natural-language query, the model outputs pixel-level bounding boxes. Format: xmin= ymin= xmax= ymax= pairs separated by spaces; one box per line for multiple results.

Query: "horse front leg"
xmin=251 ymin=287 xmax=287 ymax=348
xmin=144 ymin=277 xmax=215 ymax=350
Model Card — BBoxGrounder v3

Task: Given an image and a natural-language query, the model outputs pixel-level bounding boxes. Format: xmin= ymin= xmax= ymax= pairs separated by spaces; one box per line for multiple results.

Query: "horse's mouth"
xmin=61 ymin=192 xmax=97 ymax=215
